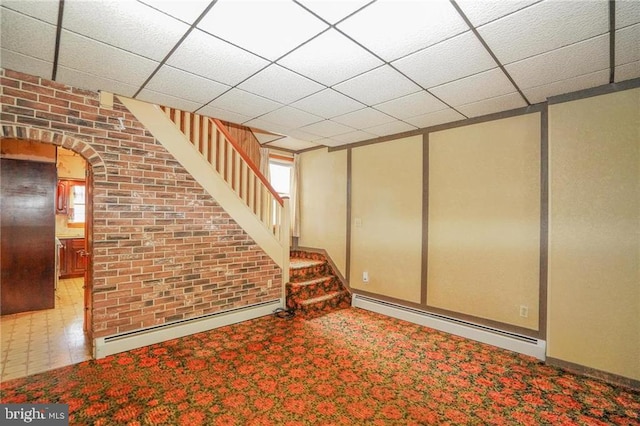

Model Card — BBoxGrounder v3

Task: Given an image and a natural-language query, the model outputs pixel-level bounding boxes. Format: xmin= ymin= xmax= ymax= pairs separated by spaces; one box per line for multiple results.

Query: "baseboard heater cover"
xmin=352 ymin=294 xmax=546 ymax=360
xmin=94 ymin=299 xmax=283 ymax=359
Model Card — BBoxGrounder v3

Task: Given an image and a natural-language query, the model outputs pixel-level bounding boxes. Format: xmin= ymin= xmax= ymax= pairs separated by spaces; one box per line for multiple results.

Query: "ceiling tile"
xmin=278 ymin=29 xmax=383 ymax=86
xmin=56 ymin=66 xmax=140 ymax=97
xmin=299 ymin=120 xmax=356 ymax=138
xmin=268 ymin=137 xmax=321 ymax=151
xmin=297 ymin=0 xmax=372 ymax=24
xmin=455 ymin=0 xmax=540 ymax=27
xmin=63 ymin=0 xmax=189 ymax=62
xmin=430 ymin=68 xmax=517 ymax=107
xmin=616 ymin=24 xmax=640 ymax=66
xmin=392 ymin=31 xmax=496 ymax=89
xmin=478 ymin=0 xmax=608 ymax=65
xmin=337 ymin=0 xmax=468 ymax=62
xmin=198 ymin=0 xmax=328 ymax=61
xmin=616 ymin=0 xmax=640 ymax=29
xmin=196 ymin=104 xmax=253 ymax=124
xmin=253 ymin=131 xmax=285 ymax=145
xmin=333 ymin=65 xmax=421 ymax=106
xmin=234 ymin=117 xmax=285 ymax=134
xmin=205 ymin=88 xmax=282 ymax=118
xmin=522 ymin=70 xmax=609 ymax=103
xmin=59 ymin=31 xmax=159 ymax=87
xmin=332 ymin=107 xmax=395 ymax=129
xmin=166 ymin=29 xmax=269 ymax=87
xmin=457 ymin=92 xmax=527 ymax=118
xmin=290 ymin=89 xmax=365 ymax=118
xmin=405 ymin=108 xmax=465 ymax=129
xmin=284 ymin=128 xmax=326 ymax=143
xmin=1 ymin=8 xmax=56 ymax=62
xmin=374 ymin=91 xmax=448 ymax=120
xmin=138 ymin=0 xmax=212 ymax=25
xmin=247 ymin=106 xmax=323 ymax=130
xmin=363 ymin=120 xmax=418 ymax=137
xmin=506 ymin=35 xmax=609 ymax=90
xmin=137 ymin=89 xmax=202 ymax=112
xmin=328 ymin=129 xmax=377 ymax=145
xmin=238 ymin=64 xmax=324 ymax=104
xmin=1 ymin=0 xmax=60 ymax=24
xmin=0 ymin=49 xmax=53 ymax=81
xmin=145 ymin=65 xmax=230 ymax=104
xmin=615 ymin=61 xmax=640 ymax=82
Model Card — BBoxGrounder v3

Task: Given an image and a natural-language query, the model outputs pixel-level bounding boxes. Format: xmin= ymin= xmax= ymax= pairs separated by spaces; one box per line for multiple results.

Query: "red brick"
xmin=1 ymin=70 xmax=282 ymax=339
xmin=4 ymin=87 xmax=38 ymax=101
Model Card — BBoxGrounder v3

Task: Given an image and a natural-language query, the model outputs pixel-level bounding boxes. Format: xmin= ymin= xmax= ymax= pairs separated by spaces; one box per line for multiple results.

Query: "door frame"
xmin=83 ymin=165 xmax=94 ymax=345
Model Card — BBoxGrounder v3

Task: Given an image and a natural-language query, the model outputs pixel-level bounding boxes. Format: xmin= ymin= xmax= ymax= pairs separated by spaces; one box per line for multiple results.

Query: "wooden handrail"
xmin=158 ymin=105 xmax=287 ymax=243
xmin=212 ymin=118 xmax=283 ymax=206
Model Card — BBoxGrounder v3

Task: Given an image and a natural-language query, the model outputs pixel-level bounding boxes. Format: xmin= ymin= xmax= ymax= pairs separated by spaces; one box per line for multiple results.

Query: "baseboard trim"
xmin=546 ymin=357 xmax=640 ymax=390
xmin=352 ymin=294 xmax=546 ymax=360
xmin=94 ymin=299 xmax=283 ymax=359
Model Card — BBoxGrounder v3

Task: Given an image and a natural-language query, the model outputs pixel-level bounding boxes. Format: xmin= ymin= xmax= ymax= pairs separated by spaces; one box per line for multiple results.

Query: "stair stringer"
xmin=117 ymin=95 xmax=285 ymax=271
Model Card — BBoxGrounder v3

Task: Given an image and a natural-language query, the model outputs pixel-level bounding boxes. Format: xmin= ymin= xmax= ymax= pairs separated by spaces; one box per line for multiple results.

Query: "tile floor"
xmin=0 ymin=278 xmax=91 ymax=382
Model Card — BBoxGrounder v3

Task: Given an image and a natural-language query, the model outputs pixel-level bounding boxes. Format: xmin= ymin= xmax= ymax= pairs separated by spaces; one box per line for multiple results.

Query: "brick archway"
xmin=1 ymin=126 xmax=107 ymax=178
xmin=1 ymin=125 xmax=103 ymax=353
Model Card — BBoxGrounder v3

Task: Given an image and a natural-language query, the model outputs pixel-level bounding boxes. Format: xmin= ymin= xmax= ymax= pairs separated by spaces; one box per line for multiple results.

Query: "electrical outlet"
xmin=267 ymin=279 xmax=272 ymax=288
xmin=362 ymin=271 xmax=369 ymax=283
xmin=355 ymin=217 xmax=362 ymax=228
xmin=519 ymin=305 xmax=528 ymax=318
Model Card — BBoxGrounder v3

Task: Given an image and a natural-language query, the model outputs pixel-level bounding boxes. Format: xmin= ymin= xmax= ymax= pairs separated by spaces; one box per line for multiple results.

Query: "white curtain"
xmin=259 ymin=147 xmax=270 ymax=181
xmin=290 ymin=154 xmax=301 ymax=238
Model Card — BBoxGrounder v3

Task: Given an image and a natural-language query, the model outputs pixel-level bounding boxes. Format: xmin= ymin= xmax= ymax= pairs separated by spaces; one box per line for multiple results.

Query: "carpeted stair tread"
xmin=290 ymin=258 xmax=325 ymax=270
xmin=287 ymin=249 xmax=351 ymax=318
xmin=298 ymin=291 xmax=349 ymax=306
xmin=288 ymin=276 xmax=333 ymax=288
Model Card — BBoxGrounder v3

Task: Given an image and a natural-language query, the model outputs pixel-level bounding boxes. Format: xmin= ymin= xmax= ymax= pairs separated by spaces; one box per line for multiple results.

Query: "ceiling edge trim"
xmin=547 ymin=77 xmax=640 ymax=105
xmin=329 ymin=103 xmax=545 ymax=152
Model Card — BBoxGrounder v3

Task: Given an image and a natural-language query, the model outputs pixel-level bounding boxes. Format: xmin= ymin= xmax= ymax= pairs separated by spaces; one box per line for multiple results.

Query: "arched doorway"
xmin=0 ymin=134 xmax=103 ymax=381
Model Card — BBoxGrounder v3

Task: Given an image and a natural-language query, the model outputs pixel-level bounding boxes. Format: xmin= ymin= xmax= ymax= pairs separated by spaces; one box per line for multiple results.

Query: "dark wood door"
xmin=83 ymin=166 xmax=93 ymax=341
xmin=1 ymin=158 xmax=56 ymax=315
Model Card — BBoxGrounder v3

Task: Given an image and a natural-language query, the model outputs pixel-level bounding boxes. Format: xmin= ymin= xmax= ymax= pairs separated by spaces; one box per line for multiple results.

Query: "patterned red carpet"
xmin=1 ymin=308 xmax=638 ymax=425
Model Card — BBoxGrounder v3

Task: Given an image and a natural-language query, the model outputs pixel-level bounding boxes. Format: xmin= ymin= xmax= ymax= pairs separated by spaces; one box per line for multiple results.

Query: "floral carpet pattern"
xmin=1 ymin=308 xmax=639 ymax=425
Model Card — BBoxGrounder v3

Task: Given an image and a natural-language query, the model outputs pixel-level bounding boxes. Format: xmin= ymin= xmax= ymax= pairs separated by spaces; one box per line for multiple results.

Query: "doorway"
xmin=0 ymin=142 xmax=92 ymax=381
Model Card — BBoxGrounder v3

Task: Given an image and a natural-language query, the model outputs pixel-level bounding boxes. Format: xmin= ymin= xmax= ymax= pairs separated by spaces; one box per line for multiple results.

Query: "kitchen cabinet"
xmin=58 ymin=238 xmax=86 ymax=278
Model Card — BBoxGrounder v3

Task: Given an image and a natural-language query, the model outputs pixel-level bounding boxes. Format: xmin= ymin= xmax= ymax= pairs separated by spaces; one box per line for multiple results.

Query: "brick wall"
xmin=0 ymin=68 xmax=282 ymax=338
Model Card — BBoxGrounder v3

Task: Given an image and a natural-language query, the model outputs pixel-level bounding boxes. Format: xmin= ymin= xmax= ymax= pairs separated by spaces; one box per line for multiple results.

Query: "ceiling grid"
xmin=1 ymin=0 xmax=637 ymax=151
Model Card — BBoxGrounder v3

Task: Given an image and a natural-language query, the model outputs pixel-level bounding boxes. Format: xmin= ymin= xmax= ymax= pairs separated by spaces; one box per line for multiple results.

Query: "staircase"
xmin=287 ymin=250 xmax=351 ymax=318
xmin=117 ymin=96 xmax=290 ymax=284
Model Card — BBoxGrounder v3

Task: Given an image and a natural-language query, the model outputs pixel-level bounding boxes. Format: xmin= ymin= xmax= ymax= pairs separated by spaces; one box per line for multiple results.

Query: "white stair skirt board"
xmin=352 ymin=294 xmax=546 ymax=360
xmin=94 ymin=299 xmax=284 ymax=359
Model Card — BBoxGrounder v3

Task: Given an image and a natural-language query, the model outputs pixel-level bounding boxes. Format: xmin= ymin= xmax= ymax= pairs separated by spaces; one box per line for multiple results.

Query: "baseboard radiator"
xmin=352 ymin=294 xmax=546 ymax=360
xmin=94 ymin=298 xmax=283 ymax=359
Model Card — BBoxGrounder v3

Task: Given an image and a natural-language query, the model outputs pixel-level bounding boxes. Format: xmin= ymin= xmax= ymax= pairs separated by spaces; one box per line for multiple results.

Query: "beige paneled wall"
xmin=548 ymin=88 xmax=640 ymax=381
xmin=427 ymin=114 xmax=541 ymax=330
xmin=350 ymin=136 xmax=423 ymax=302
xmin=298 ymin=148 xmax=348 ymax=276
xmin=296 ymin=84 xmax=639 ymax=383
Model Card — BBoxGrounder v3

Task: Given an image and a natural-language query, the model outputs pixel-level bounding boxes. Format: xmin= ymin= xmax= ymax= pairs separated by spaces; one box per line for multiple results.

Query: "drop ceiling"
xmin=1 ymin=0 xmax=638 ymax=151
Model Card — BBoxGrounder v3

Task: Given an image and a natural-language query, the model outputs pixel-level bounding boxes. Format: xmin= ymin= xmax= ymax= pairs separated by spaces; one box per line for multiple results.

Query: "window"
xmin=69 ymin=183 xmax=85 ymax=224
xmin=268 ymin=157 xmax=293 ymax=224
xmin=269 ymin=159 xmax=292 ymax=197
